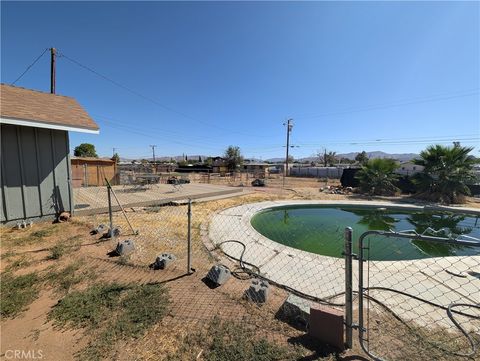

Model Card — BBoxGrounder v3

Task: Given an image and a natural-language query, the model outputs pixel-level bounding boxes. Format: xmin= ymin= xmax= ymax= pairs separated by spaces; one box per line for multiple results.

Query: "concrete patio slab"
xmin=74 ymin=183 xmax=248 ymax=215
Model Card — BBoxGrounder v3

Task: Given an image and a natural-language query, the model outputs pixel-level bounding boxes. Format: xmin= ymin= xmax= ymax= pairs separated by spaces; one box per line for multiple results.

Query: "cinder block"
xmin=115 ymin=239 xmax=135 ymax=255
xmin=107 ymin=226 xmax=121 ymax=238
xmin=206 ymin=265 xmax=231 ymax=285
xmin=278 ymin=294 xmax=312 ymax=327
xmin=91 ymin=224 xmax=107 ymax=234
xmin=154 ymin=253 xmax=176 ymax=269
xmin=309 ymin=304 xmax=344 ymax=351
xmin=245 ymin=279 xmax=269 ymax=303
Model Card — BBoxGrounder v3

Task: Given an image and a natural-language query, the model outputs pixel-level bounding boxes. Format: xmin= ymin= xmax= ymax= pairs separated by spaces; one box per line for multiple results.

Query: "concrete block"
xmin=309 ymin=304 xmax=344 ymax=350
xmin=154 ymin=253 xmax=176 ymax=269
xmin=91 ymin=224 xmax=107 ymax=235
xmin=278 ymin=294 xmax=312 ymax=327
xmin=245 ymin=279 xmax=270 ymax=303
xmin=107 ymin=226 xmax=121 ymax=238
xmin=115 ymin=239 xmax=135 ymax=255
xmin=206 ymin=265 xmax=231 ymax=285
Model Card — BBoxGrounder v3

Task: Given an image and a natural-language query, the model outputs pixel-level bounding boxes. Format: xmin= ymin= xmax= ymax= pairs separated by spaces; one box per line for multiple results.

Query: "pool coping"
xmin=208 ymin=200 xmax=480 ymax=327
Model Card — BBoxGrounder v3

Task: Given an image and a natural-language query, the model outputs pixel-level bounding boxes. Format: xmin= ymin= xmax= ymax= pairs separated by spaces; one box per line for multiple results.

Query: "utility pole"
xmin=283 ymin=119 xmax=293 ymax=186
xmin=284 ymin=119 xmax=293 ymax=176
xmin=150 ymin=145 xmax=157 ymax=174
xmin=149 ymin=145 xmax=157 ymax=163
xmin=50 ymin=47 xmax=56 ymax=94
xmin=112 ymin=147 xmax=117 ymax=157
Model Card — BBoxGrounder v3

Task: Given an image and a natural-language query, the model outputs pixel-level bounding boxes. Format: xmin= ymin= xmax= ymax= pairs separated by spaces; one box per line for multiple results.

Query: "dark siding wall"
xmin=0 ymin=124 xmax=72 ymax=223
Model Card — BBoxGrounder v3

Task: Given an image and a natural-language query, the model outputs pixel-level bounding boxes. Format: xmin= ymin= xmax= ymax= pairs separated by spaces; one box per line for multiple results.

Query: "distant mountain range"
xmin=336 ymin=151 xmax=419 ymax=162
xmin=119 ymin=151 xmax=419 ymax=163
xmin=120 ymin=155 xmax=208 ymax=163
xmin=266 ymin=151 xmax=419 ymax=163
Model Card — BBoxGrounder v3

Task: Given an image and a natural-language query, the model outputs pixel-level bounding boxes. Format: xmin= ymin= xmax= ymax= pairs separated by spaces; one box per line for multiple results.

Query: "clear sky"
xmin=1 ymin=1 xmax=479 ymax=160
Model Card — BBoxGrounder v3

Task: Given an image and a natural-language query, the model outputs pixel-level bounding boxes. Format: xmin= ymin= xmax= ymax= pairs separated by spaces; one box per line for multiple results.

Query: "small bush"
xmin=32 ymin=229 xmax=52 ymax=238
xmin=116 ymin=255 xmax=131 ymax=266
xmin=47 ymin=244 xmax=65 ymax=260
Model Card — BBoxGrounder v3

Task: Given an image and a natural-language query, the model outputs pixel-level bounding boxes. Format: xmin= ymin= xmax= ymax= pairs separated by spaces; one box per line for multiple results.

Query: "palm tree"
xmin=413 ymin=144 xmax=478 ymax=204
xmin=355 ymin=158 xmax=400 ymax=196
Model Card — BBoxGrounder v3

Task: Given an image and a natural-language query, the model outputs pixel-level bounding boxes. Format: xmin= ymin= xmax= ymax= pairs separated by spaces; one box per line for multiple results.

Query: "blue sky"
xmin=1 ymin=1 xmax=479 ymax=160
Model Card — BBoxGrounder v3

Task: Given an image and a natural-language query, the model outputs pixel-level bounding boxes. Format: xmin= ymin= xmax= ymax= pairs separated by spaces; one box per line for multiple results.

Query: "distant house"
xmin=0 ymin=84 xmax=99 ymax=224
xmin=212 ymin=157 xmax=229 ymax=174
xmin=242 ymin=162 xmax=270 ymax=176
xmin=396 ymin=161 xmax=423 ymax=176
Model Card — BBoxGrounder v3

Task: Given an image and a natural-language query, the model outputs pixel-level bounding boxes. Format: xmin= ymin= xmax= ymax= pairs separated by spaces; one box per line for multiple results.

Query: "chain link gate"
xmin=351 ymin=229 xmax=480 ymax=361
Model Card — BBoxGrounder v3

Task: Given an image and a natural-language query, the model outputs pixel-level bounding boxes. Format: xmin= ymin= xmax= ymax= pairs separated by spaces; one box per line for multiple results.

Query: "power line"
xmin=96 ymin=118 xmax=221 ymax=151
xmin=92 ymin=113 xmax=231 ymax=145
xmin=295 ymin=90 xmax=479 ymax=120
xmin=295 ymin=134 xmax=479 ymax=147
xmin=11 ymin=48 xmax=49 ymax=85
xmin=240 ymin=135 xmax=479 ymax=151
xmin=56 ymin=50 xmax=265 ymax=138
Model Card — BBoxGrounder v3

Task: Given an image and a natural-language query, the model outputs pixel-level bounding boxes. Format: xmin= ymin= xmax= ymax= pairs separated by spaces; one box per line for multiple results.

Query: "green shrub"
xmin=1 ymin=272 xmax=40 ymax=318
xmin=47 ymin=244 xmax=65 ymax=260
xmin=356 ymin=158 xmax=400 ymax=196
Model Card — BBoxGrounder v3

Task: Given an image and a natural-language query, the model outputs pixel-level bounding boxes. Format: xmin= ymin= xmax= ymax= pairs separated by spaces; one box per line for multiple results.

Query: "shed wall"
xmin=0 ymin=124 xmax=72 ymax=223
xmin=71 ymin=159 xmax=117 ymax=187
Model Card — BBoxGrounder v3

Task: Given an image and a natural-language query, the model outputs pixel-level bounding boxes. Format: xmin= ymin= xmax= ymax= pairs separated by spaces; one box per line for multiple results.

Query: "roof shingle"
xmin=0 ymin=84 xmax=99 ymax=131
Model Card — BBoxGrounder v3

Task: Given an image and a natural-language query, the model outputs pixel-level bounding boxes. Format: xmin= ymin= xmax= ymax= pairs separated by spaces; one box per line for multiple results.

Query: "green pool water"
xmin=250 ymin=205 xmax=480 ymax=261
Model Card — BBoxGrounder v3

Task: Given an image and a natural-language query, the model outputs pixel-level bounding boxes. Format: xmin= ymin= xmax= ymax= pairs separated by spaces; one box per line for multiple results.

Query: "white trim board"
xmin=0 ymin=117 xmax=100 ymax=134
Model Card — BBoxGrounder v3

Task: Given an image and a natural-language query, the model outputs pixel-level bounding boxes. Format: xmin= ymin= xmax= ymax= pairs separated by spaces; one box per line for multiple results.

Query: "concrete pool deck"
xmin=208 ymin=200 xmax=480 ymax=329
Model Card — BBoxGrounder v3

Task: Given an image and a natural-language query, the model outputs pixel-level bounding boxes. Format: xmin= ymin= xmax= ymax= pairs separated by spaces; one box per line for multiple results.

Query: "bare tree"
xmin=317 ymin=149 xmax=337 ymax=167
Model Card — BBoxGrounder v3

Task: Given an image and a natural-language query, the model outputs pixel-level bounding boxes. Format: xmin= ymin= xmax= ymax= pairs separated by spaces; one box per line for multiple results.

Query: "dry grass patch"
xmin=364 ymin=309 xmax=480 ymax=361
xmin=48 ymin=282 xmax=170 ymax=361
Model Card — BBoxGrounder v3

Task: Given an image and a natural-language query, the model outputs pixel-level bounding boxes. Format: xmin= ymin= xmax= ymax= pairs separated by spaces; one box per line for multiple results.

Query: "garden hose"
xmin=214 ymin=239 xmax=480 ymax=357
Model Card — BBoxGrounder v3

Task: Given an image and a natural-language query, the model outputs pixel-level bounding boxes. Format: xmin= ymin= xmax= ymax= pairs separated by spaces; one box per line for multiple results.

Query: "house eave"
xmin=0 ymin=116 xmax=100 ymax=134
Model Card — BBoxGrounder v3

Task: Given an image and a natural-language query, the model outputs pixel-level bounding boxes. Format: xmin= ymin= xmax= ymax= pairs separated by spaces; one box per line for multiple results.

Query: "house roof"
xmin=0 ymin=84 xmax=99 ymax=134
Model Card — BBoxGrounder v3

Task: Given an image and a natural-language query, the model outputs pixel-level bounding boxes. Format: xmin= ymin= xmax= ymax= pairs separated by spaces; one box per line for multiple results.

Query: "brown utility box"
xmin=309 ymin=304 xmax=344 ymax=351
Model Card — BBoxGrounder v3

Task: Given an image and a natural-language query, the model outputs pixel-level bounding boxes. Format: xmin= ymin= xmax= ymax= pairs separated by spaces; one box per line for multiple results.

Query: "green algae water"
xmin=250 ymin=205 xmax=480 ymax=261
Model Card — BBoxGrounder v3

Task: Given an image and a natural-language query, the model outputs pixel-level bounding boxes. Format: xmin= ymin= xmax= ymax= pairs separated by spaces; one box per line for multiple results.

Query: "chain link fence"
xmin=70 ymin=180 xmax=480 ymax=360
xmin=357 ymin=229 xmax=480 ymax=361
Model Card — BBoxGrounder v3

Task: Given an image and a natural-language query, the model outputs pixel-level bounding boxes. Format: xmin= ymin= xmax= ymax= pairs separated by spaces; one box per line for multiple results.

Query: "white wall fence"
xmin=290 ymin=167 xmax=344 ymax=179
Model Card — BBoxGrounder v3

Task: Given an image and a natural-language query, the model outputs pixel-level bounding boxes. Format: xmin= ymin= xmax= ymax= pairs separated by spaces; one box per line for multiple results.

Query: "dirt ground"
xmin=1 ymin=179 xmax=479 ymax=361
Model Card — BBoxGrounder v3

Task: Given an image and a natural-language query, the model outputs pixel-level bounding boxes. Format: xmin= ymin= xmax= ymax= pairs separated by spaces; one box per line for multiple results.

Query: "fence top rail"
xmin=358 ymin=229 xmax=480 ymax=248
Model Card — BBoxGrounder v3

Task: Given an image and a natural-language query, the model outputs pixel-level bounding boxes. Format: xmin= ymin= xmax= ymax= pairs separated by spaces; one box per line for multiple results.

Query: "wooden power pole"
xmin=50 ymin=48 xmax=56 ymax=94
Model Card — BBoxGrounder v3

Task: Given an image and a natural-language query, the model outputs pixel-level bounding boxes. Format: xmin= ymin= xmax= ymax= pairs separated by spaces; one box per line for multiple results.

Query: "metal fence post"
xmin=107 ymin=184 xmax=114 ymax=239
xmin=344 ymin=227 xmax=353 ymax=349
xmin=187 ymin=199 xmax=192 ymax=274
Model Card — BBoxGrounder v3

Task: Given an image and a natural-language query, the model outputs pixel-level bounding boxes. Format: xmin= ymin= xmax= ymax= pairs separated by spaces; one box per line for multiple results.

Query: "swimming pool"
xmin=251 ymin=205 xmax=480 ymax=261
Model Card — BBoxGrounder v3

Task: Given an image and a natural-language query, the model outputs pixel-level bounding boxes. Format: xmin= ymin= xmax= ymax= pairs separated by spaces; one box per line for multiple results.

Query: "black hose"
xmin=447 ymin=303 xmax=480 ymax=357
xmin=215 ymin=240 xmax=345 ymax=307
xmin=214 ymin=239 xmax=480 ymax=357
